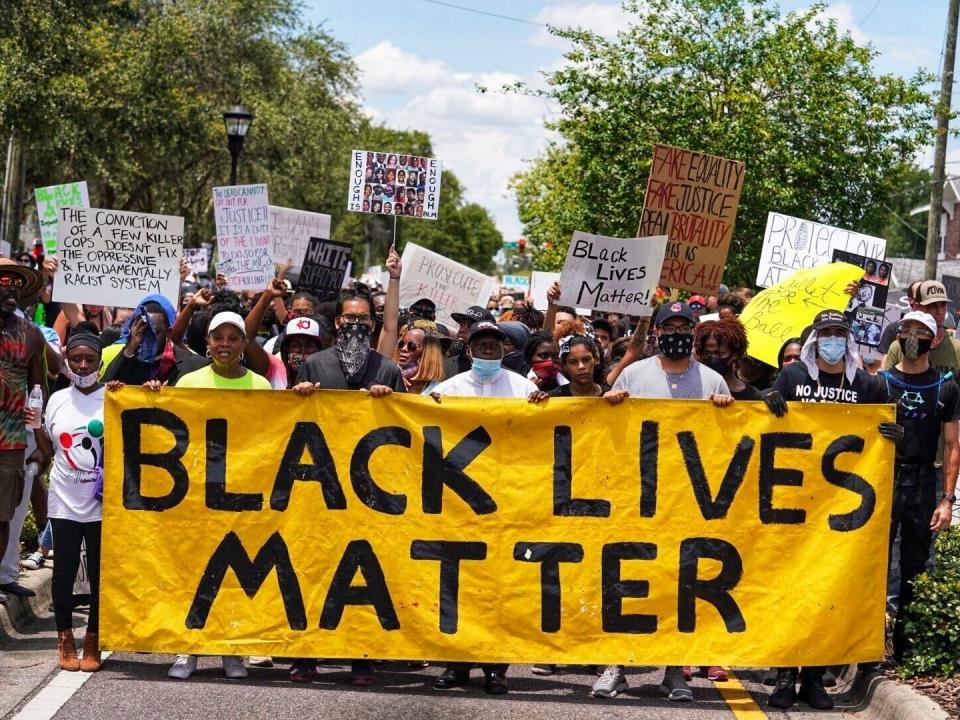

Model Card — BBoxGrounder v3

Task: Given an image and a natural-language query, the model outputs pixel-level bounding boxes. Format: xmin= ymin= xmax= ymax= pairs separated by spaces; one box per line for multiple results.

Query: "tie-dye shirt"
xmin=0 ymin=315 xmax=31 ymax=450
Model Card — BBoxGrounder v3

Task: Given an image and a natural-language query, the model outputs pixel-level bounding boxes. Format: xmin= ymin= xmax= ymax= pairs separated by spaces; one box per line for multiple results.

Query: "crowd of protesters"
xmin=0 ymin=243 xmax=957 ymax=711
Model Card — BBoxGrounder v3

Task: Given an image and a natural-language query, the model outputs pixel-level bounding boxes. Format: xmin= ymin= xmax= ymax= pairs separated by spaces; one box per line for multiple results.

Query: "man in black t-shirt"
xmin=877 ymin=311 xmax=960 ymax=662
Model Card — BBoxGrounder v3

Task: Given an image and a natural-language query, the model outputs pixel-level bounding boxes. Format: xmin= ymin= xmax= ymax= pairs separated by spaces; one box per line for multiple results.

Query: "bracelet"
xmin=389 ymin=275 xmax=401 ymax=280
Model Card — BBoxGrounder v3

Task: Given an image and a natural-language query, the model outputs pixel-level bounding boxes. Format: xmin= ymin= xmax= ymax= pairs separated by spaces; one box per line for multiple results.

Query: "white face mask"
xmin=66 ymin=365 xmax=99 ymax=389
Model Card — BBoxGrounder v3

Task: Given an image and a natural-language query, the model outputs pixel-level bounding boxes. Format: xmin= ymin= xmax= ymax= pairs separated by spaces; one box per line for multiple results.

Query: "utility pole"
xmin=925 ymin=0 xmax=960 ymax=280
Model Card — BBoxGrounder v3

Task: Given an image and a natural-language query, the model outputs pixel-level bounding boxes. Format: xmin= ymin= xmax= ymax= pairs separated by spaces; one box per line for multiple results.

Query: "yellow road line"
xmin=716 ymin=670 xmax=769 ymax=720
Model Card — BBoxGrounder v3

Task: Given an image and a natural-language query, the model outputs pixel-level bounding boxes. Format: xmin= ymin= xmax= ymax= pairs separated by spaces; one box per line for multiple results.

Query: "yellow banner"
xmin=739 ymin=262 xmax=865 ymax=368
xmin=101 ymin=388 xmax=894 ymax=666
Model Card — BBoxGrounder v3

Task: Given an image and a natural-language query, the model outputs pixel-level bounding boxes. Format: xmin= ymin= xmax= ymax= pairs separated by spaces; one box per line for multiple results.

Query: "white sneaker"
xmin=591 ymin=665 xmax=628 ymax=698
xmin=168 ymin=654 xmax=197 ymax=679
xmin=21 ymin=551 xmax=44 ymax=570
xmin=222 ymin=656 xmax=248 ymax=679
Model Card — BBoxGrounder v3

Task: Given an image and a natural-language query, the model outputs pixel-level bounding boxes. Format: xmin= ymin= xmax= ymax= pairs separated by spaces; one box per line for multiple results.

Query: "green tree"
xmin=877 ymin=165 xmax=931 ymax=258
xmin=511 ymin=0 xmax=935 ymax=287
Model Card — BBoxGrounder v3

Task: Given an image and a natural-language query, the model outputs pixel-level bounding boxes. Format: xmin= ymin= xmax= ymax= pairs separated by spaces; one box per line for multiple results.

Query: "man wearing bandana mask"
xmin=291 ymin=289 xmax=404 ymax=686
xmin=877 ymin=311 xmax=959 ymax=663
xmin=598 ymin=302 xmax=734 ymax=704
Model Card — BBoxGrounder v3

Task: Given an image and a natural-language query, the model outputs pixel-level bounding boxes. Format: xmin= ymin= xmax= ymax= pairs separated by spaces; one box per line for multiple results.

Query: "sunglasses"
xmin=396 ymin=340 xmax=421 ymax=352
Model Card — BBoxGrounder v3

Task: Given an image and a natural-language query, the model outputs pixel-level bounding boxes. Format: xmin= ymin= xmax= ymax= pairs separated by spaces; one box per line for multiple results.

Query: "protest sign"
xmin=942 ymin=275 xmax=960 ymax=308
xmin=832 ymin=249 xmax=889 ymax=311
xmin=739 ymin=262 xmax=865 ymax=368
xmin=348 ymin=150 xmax=443 ymax=220
xmin=53 ymin=207 xmax=183 ymax=308
xmin=638 ymin=145 xmax=745 ymax=295
xmin=36 ymin=181 xmax=90 ymax=255
xmin=399 ymin=242 xmax=494 ymax=327
xmin=502 ymin=274 xmax=530 ymax=291
xmin=755 ymin=213 xmax=887 ymax=288
xmin=212 ymin=184 xmax=273 ymax=289
xmin=269 ymin=206 xmax=331 ymax=271
xmin=297 ymin=237 xmax=353 ymax=301
xmin=183 ymin=248 xmax=209 ymax=277
xmin=530 ymin=271 xmax=561 ymax=310
xmin=859 ymin=304 xmax=902 ymax=363
xmin=560 ymin=232 xmax=667 ymax=316
xmin=102 ymin=388 xmax=893 ymax=665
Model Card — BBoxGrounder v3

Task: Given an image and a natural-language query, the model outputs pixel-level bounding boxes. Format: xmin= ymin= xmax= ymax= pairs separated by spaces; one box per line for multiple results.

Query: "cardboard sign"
xmin=183 ymin=248 xmax=209 ymax=277
xmin=739 ymin=262 xmax=866 ymax=367
xmin=859 ymin=304 xmax=902 ymax=363
xmin=502 ymin=274 xmax=530 ymax=290
xmin=53 ymin=207 xmax=183 ymax=308
xmin=212 ymin=184 xmax=273 ymax=289
xmin=755 ymin=213 xmax=887 ymax=288
xmin=347 ymin=150 xmax=443 ymax=220
xmin=832 ymin=249 xmax=888 ymax=313
xmin=638 ymin=145 xmax=745 ymax=295
xmin=36 ymin=181 xmax=90 ymax=255
xmin=560 ymin=232 xmax=667 ymax=316
xmin=399 ymin=242 xmax=494 ymax=327
xmin=530 ymin=271 xmax=561 ymax=310
xmin=102 ymin=388 xmax=893 ymax=665
xmin=297 ymin=237 xmax=353 ymax=302
xmin=269 ymin=206 xmax=331 ymax=271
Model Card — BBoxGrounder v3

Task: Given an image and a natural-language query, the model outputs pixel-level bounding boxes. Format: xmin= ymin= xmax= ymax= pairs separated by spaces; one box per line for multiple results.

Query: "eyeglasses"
xmin=340 ymin=314 xmax=372 ymax=324
xmin=396 ymin=340 xmax=421 ymax=352
xmin=899 ymin=329 xmax=934 ymax=340
xmin=659 ymin=324 xmax=693 ymax=335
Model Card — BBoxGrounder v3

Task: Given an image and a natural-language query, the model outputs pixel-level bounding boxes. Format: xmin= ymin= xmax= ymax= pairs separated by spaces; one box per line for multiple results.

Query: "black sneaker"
xmin=768 ymin=668 xmax=798 ymax=709
xmin=799 ymin=668 xmax=834 ymax=710
xmin=433 ymin=668 xmax=470 ymax=690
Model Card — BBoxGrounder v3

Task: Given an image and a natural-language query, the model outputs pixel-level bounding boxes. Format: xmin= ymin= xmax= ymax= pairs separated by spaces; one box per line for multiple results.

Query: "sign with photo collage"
xmin=832 ymin=249 xmax=891 ymax=349
xmin=347 ymin=150 xmax=443 ymax=220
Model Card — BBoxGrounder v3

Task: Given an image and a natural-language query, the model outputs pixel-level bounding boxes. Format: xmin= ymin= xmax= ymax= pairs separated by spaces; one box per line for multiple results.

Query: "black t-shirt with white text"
xmin=879 ymin=367 xmax=960 ymax=465
xmin=772 ymin=362 xmax=883 ymax=404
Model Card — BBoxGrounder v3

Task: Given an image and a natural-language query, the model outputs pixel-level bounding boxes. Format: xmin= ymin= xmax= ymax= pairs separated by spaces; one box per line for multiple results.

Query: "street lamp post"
xmin=222 ymin=104 xmax=254 ymax=186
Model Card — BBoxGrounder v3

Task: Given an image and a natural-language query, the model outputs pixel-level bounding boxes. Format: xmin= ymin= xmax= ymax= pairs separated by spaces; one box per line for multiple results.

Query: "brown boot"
xmin=57 ymin=630 xmax=80 ymax=671
xmin=80 ymin=632 xmax=101 ymax=672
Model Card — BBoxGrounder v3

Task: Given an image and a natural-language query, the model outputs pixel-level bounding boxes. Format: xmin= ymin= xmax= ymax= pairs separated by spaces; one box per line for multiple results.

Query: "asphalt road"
xmin=4 ymin=642 xmax=877 ymax=720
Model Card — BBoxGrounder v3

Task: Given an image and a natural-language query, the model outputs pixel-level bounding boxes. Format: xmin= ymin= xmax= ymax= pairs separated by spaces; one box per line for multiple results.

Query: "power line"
xmin=857 ymin=0 xmax=884 ymax=27
xmin=416 ymin=0 xmax=547 ymax=27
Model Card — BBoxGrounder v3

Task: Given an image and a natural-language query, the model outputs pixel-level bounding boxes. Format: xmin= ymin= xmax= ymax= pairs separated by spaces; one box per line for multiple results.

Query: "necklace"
xmin=661 ymin=358 xmax=691 ymax=389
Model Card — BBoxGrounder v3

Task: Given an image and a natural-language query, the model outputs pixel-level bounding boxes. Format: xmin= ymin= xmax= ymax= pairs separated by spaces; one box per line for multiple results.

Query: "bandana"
xmin=336 ymin=323 xmax=373 ymax=385
xmin=151 ymin=338 xmax=177 ymax=381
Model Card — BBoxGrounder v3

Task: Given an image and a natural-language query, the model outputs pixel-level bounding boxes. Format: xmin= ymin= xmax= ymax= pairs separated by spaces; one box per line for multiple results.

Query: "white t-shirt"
xmin=45 ymin=386 xmax=105 ymax=522
xmin=432 ymin=368 xmax=538 ymax=399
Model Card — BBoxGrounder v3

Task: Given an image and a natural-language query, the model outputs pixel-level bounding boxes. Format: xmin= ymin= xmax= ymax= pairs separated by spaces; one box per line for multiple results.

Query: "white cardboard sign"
xmin=269 ymin=206 xmax=331 ymax=271
xmin=399 ymin=242 xmax=494 ymax=327
xmin=755 ymin=212 xmax=887 ymax=288
xmin=212 ymin=184 xmax=273 ymax=289
xmin=53 ymin=206 xmax=183 ymax=308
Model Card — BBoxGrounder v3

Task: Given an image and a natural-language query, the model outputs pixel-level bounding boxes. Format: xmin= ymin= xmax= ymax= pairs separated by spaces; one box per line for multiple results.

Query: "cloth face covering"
xmin=65 ymin=366 xmax=99 ymax=389
xmin=336 ymin=323 xmax=372 ymax=384
xmin=704 ymin=357 xmax=731 ymax=377
xmin=659 ymin=333 xmax=694 ymax=360
xmin=899 ymin=335 xmax=932 ymax=360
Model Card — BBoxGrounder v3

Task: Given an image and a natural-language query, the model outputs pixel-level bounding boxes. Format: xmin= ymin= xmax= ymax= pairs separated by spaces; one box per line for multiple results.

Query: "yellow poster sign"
xmin=739 ymin=262 xmax=865 ymax=368
xmin=101 ymin=388 xmax=894 ymax=666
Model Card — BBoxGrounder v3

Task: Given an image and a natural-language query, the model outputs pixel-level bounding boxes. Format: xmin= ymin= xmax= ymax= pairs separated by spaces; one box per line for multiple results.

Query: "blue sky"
xmin=305 ymin=1 xmax=951 ymax=243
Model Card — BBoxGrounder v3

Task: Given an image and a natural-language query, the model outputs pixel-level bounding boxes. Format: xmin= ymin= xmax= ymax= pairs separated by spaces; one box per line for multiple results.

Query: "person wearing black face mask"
xmin=694 ymin=318 xmax=762 ymax=400
xmin=877 ymin=311 xmax=960 ymax=664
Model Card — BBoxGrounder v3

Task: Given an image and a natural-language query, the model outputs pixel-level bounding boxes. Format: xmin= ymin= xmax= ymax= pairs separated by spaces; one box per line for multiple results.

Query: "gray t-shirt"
xmin=612 ymin=355 xmax=729 ymax=400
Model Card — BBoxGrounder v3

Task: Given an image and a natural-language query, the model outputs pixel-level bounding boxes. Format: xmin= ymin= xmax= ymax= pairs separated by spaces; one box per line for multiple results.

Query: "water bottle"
xmin=26 ymin=384 xmax=42 ymax=429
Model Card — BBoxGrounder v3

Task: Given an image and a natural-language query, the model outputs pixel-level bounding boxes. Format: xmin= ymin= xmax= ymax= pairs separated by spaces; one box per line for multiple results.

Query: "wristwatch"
xmin=943 ymin=493 xmax=957 ymax=504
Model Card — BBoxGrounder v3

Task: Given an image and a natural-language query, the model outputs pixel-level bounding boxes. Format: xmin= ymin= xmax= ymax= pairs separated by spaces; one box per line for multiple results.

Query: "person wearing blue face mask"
xmin=428 ymin=321 xmax=538 ymax=695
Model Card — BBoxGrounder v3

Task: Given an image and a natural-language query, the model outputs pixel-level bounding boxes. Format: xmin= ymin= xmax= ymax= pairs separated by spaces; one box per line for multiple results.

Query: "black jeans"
xmin=888 ymin=465 xmax=937 ymax=659
xmin=447 ymin=662 xmax=509 ymax=676
xmin=50 ymin=518 xmax=101 ymax=633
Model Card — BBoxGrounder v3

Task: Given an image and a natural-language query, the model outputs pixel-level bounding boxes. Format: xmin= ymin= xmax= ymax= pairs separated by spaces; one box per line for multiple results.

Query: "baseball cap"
xmin=207 ymin=311 xmax=246 ymax=336
xmin=451 ymin=305 xmax=495 ymax=325
xmin=812 ymin=309 xmax=850 ymax=332
xmin=688 ymin=295 xmax=707 ymax=307
xmin=498 ymin=296 xmax=515 ymax=308
xmin=409 ymin=298 xmax=437 ymax=319
xmin=655 ymin=302 xmax=696 ymax=326
xmin=916 ymin=280 xmax=948 ymax=306
xmin=284 ymin=316 xmax=322 ymax=341
xmin=467 ymin=321 xmax=506 ymax=342
xmin=900 ymin=310 xmax=937 ymax=336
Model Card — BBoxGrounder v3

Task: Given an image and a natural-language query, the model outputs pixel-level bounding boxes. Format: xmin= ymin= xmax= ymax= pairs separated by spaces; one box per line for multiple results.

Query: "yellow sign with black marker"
xmin=100 ymin=388 xmax=894 ymax=666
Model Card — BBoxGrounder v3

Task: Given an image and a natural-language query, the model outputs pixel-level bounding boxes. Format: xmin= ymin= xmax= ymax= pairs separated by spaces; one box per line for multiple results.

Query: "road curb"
xmin=849 ymin=668 xmax=950 ymax=720
xmin=0 ymin=563 xmax=53 ymax=639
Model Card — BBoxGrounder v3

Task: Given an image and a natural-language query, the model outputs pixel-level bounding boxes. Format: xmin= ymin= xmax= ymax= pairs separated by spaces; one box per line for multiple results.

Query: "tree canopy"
xmin=511 ymin=0 xmax=935 ymax=287
xmin=0 ymin=0 xmax=500 ymax=269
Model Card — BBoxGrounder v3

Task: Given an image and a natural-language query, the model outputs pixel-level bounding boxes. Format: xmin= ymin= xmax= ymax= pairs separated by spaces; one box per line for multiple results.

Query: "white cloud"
xmin=811 ymin=2 xmax=868 ymax=44
xmin=355 ymin=41 xmax=454 ymax=94
xmin=529 ymin=1 xmax=630 ymax=47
